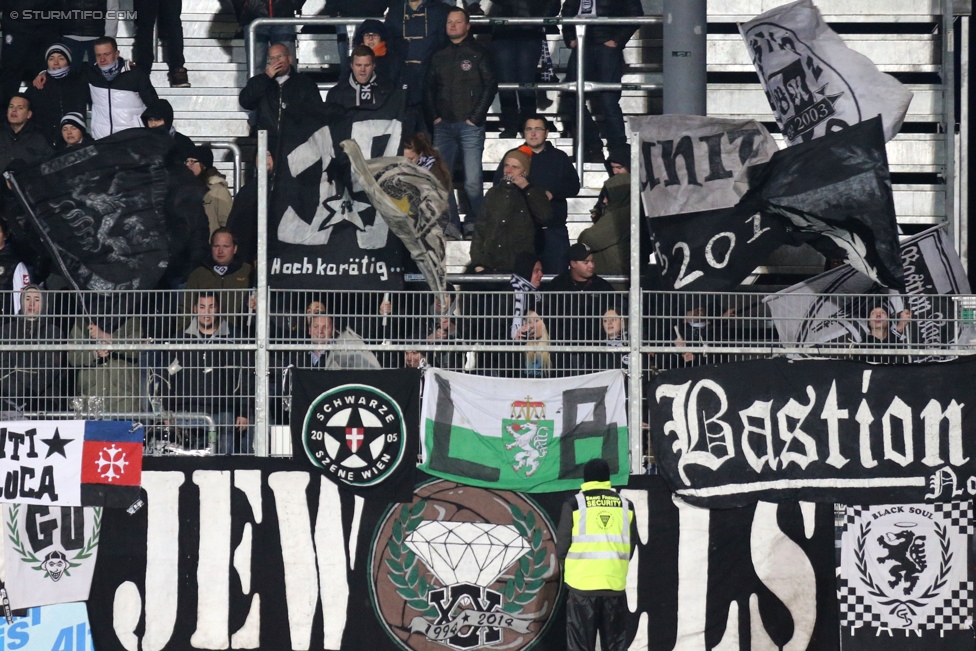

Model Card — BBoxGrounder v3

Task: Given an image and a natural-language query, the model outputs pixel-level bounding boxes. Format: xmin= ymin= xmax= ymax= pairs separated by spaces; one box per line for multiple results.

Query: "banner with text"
xmin=837 ymin=502 xmax=974 ymax=650
xmin=85 ymin=457 xmax=837 ymax=651
xmin=0 ymin=421 xmax=143 ymax=507
xmin=0 ymin=603 xmax=94 ymax=651
xmin=649 ymin=358 xmax=976 ymax=508
xmin=420 ymin=369 xmax=628 ymax=492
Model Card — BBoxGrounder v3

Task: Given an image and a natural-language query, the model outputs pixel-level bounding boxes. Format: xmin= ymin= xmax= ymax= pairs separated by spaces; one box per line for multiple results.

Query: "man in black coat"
xmin=423 ymin=7 xmax=497 ymax=236
xmin=493 ymin=116 xmax=580 ymax=273
xmin=0 ymin=0 xmax=60 ymax=110
xmin=385 ymin=0 xmax=449 ymax=136
xmin=0 ymin=94 xmax=53 ymax=174
xmin=141 ymin=98 xmax=196 ymax=166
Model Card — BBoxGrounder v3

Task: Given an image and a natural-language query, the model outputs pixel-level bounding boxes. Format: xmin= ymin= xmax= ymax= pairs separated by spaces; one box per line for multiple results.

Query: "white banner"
xmin=740 ymin=0 xmax=913 ymax=144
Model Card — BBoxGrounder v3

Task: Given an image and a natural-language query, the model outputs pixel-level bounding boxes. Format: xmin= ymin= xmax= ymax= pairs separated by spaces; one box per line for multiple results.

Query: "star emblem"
xmin=41 ymin=428 xmax=74 ymax=459
xmin=323 ymin=190 xmax=373 ymax=231
xmin=324 ymin=407 xmax=385 ymax=466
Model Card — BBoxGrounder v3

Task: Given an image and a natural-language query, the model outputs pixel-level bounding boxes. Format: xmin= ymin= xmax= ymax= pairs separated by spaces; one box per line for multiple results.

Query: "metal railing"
xmin=205 ymin=141 xmax=243 ymax=193
xmin=245 ymin=15 xmax=664 ymax=181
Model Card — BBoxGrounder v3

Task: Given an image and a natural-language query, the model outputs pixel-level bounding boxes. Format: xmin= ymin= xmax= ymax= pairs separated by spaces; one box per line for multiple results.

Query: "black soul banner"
xmin=649 ymin=357 xmax=976 ymax=508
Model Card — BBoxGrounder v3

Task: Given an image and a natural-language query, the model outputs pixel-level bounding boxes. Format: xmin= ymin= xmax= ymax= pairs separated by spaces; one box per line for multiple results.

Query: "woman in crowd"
xmin=402 ymin=132 xmax=460 ymax=238
xmin=469 ymin=148 xmax=551 ymax=273
xmin=185 ymin=146 xmax=234 ymax=236
xmin=26 ymin=44 xmax=90 ymax=149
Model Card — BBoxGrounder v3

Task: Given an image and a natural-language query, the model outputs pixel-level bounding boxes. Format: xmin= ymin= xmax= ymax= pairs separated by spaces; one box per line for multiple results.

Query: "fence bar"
xmin=627 ymin=132 xmax=643 ymax=474
xmin=207 ymin=141 xmax=243 ymax=193
xmin=254 ymin=130 xmax=270 ymax=456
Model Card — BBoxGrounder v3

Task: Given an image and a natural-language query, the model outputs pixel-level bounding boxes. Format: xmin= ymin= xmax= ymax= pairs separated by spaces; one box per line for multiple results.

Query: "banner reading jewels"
xmin=649 ymin=358 xmax=976 ymax=508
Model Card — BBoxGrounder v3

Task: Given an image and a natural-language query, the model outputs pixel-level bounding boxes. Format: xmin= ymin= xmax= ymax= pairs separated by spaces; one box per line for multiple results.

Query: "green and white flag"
xmin=420 ymin=369 xmax=628 ymax=492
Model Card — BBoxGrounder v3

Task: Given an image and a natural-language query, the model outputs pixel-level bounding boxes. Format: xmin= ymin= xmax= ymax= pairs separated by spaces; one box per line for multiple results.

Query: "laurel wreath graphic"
xmin=6 ymin=505 xmax=102 ymax=578
xmin=854 ymin=520 xmax=952 ymax=619
xmin=385 ymin=499 xmax=438 ymax=618
xmin=503 ymin=503 xmax=549 ymax=614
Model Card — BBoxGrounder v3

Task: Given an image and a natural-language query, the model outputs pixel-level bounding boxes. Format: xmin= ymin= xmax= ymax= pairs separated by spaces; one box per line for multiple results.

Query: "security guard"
xmin=556 ymin=458 xmax=637 ymax=651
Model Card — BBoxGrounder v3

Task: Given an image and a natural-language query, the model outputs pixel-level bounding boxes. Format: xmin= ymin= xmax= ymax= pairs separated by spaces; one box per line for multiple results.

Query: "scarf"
xmin=49 ymin=66 xmax=71 ymax=79
xmin=372 ymin=41 xmax=387 ymax=57
xmin=417 ymin=154 xmax=435 ymax=171
xmin=213 ymin=265 xmax=228 ymax=276
xmin=577 ymin=0 xmax=596 ymax=18
xmin=100 ymin=59 xmax=123 ymax=81
xmin=350 ymin=72 xmax=378 ymax=106
xmin=509 ymin=273 xmax=540 ymax=339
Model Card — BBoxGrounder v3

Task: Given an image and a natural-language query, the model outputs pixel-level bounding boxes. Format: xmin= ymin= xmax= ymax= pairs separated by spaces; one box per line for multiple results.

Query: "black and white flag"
xmin=764 ymin=225 xmax=970 ymax=361
xmin=6 ymin=129 xmax=171 ymax=291
xmin=649 ymin=357 xmax=976 ymax=508
xmin=837 ymin=503 xmax=974 ymax=650
xmin=740 ymin=0 xmax=913 ymax=145
xmin=633 ymin=115 xmax=778 ymax=218
xmin=745 ymin=117 xmax=903 ymax=288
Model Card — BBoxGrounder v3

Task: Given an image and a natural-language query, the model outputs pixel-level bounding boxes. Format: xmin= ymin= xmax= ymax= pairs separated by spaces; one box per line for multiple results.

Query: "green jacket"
xmin=469 ymin=182 xmax=552 ymax=273
xmin=578 ymin=173 xmax=630 ymax=277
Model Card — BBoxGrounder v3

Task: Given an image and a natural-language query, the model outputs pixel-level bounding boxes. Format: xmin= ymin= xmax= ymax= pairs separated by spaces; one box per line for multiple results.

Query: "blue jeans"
xmin=434 ymin=120 xmax=485 ymax=223
xmin=214 ymin=411 xmax=253 ymax=455
xmin=62 ymin=37 xmax=96 ymax=72
xmin=560 ymin=43 xmax=626 ymax=150
xmin=493 ymin=36 xmax=543 ymax=133
xmin=248 ymin=24 xmax=298 ymax=77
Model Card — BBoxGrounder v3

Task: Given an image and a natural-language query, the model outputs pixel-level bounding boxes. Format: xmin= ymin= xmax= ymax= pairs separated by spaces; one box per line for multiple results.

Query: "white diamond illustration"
xmin=405 ymin=521 xmax=530 ymax=587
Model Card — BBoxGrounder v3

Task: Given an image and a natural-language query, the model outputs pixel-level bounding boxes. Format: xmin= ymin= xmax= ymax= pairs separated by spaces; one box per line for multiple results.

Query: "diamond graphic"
xmin=405 ymin=521 xmax=530 ymax=587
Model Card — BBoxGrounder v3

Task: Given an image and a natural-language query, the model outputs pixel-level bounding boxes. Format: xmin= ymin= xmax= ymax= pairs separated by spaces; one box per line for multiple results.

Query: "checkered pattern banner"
xmin=837 ymin=503 xmax=975 ymax=649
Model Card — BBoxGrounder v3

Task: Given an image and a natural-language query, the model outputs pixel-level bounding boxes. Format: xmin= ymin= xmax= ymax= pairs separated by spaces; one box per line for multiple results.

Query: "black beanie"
xmin=583 ymin=458 xmax=611 ymax=482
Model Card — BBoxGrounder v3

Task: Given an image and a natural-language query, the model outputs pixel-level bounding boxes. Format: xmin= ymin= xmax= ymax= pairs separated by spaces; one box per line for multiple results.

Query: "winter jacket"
xmin=87 ymin=60 xmax=158 ymax=139
xmin=0 ymin=121 xmax=53 ymax=174
xmin=63 ymin=0 xmax=108 ymax=37
xmin=226 ymin=177 xmax=258 ymax=265
xmin=238 ymin=67 xmax=325 ymax=148
xmin=560 ymin=0 xmax=644 ymax=48
xmin=161 ymin=164 xmax=210 ymax=287
xmin=185 ymin=260 xmax=254 ymax=332
xmin=232 ymin=0 xmax=306 ymax=26
xmin=385 ymin=0 xmax=449 ymax=105
xmin=578 ymin=172 xmax=630 ymax=277
xmin=469 ymin=181 xmax=551 ymax=273
xmin=0 ymin=0 xmax=60 ymax=34
xmin=0 ymin=314 xmax=65 ymax=413
xmin=324 ymin=0 xmax=389 ymax=17
xmin=141 ymin=99 xmax=195 ymax=165
xmin=423 ymin=35 xmax=497 ymax=126
xmin=67 ymin=316 xmax=143 ymax=416
xmin=26 ymin=70 xmax=90 ymax=149
xmin=491 ymin=0 xmax=560 ymax=37
xmin=492 ymin=142 xmax=580 ymax=227
xmin=203 ymin=171 xmax=234 ymax=235
xmin=326 ymin=72 xmax=401 ymax=113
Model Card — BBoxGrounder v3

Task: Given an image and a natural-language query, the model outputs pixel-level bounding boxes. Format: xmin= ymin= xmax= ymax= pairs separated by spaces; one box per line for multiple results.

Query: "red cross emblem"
xmin=345 ymin=427 xmax=365 ymax=453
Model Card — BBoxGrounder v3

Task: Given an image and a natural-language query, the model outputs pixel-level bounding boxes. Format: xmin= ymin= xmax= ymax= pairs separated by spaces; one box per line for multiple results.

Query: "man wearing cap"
xmin=469 ymin=147 xmax=551 ymax=273
xmin=26 ymin=44 xmax=90 ymax=149
xmin=60 ymin=113 xmax=89 ymax=148
xmin=493 ymin=116 xmax=580 ymax=274
xmin=556 ymin=458 xmax=636 ymax=651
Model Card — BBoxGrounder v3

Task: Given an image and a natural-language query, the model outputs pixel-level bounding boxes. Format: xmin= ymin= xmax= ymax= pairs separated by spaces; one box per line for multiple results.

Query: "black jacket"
xmin=239 ymin=67 xmax=325 ymax=148
xmin=385 ymin=0 xmax=449 ymax=105
xmin=493 ymin=142 xmax=580 ymax=228
xmin=0 ymin=121 xmax=53 ymax=174
xmin=323 ymin=0 xmax=389 ymax=17
xmin=232 ymin=0 xmax=306 ymax=26
xmin=423 ymin=36 xmax=497 ymax=126
xmin=560 ymin=0 xmax=644 ymax=48
xmin=0 ymin=315 xmax=65 ymax=413
xmin=63 ymin=0 xmax=108 ymax=37
xmin=326 ymin=73 xmax=401 ymax=113
xmin=27 ymin=70 xmax=90 ymax=149
xmin=491 ymin=0 xmax=560 ymax=37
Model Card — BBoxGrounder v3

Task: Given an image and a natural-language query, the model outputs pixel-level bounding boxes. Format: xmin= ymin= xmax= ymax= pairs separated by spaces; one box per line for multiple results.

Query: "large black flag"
xmin=269 ymin=91 xmax=408 ymax=290
xmin=289 ymin=368 xmax=419 ymax=502
xmin=745 ymin=116 xmax=903 ymax=288
xmin=648 ymin=203 xmax=791 ymax=291
xmin=6 ymin=129 xmax=171 ymax=291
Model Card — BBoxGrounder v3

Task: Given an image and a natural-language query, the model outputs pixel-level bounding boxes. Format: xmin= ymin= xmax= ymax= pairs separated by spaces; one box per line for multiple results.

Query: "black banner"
xmin=268 ymin=100 xmax=407 ymax=290
xmin=289 ymin=369 xmax=419 ymax=502
xmin=84 ymin=458 xmax=838 ymax=651
xmin=649 ymin=357 xmax=976 ymax=508
xmin=649 ymin=203 xmax=791 ymax=291
xmin=8 ymin=129 xmax=171 ymax=291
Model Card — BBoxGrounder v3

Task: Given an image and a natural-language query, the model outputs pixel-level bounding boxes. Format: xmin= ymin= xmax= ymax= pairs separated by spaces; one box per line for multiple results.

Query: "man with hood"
xmin=351 ymin=19 xmax=401 ymax=84
xmin=0 ymin=94 xmax=53 ymax=174
xmin=141 ymin=98 xmax=195 ymax=165
xmin=34 ymin=36 xmax=159 ymax=139
xmin=578 ymin=146 xmax=630 ymax=278
xmin=0 ymin=285 xmax=65 ymax=417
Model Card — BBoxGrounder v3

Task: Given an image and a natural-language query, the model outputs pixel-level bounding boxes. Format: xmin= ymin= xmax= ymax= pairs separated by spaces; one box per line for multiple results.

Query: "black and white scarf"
xmin=350 ymin=72 xmax=378 ymax=106
xmin=417 ymin=155 xmax=436 ymax=171
xmin=510 ymin=274 xmax=540 ymax=339
xmin=100 ymin=59 xmax=124 ymax=81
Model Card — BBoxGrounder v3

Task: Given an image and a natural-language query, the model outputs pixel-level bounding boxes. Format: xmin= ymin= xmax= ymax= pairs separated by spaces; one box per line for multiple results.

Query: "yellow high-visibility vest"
xmin=564 ymin=480 xmax=631 ymax=591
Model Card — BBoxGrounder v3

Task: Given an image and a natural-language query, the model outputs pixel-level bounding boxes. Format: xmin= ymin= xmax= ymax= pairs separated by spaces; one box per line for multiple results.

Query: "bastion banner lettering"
xmin=0 ymin=420 xmax=142 ymax=507
xmin=649 ymin=358 xmax=976 ymax=508
xmin=289 ymin=368 xmax=419 ymax=502
xmin=84 ymin=457 xmax=837 ymax=651
xmin=419 ymin=369 xmax=628 ymax=492
xmin=740 ymin=0 xmax=912 ymax=145
xmin=269 ymin=116 xmax=406 ymax=290
xmin=3 ymin=504 xmax=101 ymax=609
xmin=633 ymin=115 xmax=778 ymax=218
xmin=836 ymin=502 xmax=974 ymax=650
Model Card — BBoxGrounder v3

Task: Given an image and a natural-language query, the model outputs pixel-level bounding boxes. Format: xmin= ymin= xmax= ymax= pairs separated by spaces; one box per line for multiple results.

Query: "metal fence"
xmin=1 ymin=287 xmax=972 ymax=466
